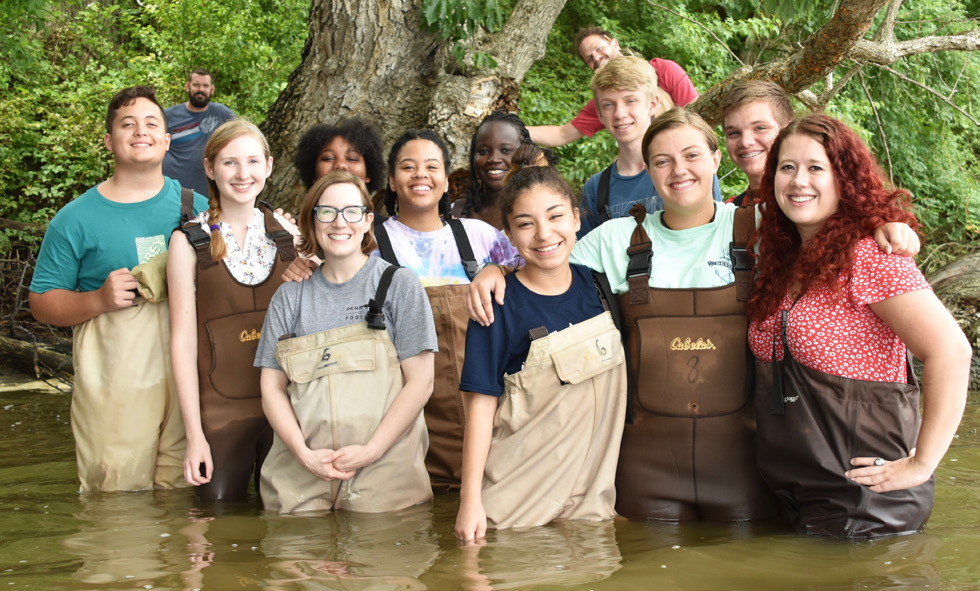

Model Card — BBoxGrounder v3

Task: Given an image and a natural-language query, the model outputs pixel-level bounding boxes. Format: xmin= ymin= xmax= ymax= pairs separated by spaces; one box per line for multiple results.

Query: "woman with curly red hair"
xmin=747 ymin=113 xmax=971 ymax=538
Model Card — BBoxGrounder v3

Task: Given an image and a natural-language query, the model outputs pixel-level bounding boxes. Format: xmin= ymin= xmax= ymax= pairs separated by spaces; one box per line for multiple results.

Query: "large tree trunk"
xmin=262 ymin=0 xmax=567 ymax=211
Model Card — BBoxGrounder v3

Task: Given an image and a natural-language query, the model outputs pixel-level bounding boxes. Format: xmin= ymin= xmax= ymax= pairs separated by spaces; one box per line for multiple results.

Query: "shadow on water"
xmin=1 ymin=375 xmax=978 ymax=590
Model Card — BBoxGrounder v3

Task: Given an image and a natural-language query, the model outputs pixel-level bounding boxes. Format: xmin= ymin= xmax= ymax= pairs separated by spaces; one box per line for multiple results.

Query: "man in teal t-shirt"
xmin=30 ymin=86 xmax=208 ymax=493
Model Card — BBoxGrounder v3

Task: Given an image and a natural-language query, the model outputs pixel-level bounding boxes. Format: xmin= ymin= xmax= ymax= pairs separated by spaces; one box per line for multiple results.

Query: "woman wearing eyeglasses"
xmin=254 ymin=170 xmax=437 ymax=514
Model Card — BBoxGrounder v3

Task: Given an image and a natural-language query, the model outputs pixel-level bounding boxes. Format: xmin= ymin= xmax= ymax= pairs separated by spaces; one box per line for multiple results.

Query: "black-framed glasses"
xmin=312 ymin=205 xmax=369 ymax=224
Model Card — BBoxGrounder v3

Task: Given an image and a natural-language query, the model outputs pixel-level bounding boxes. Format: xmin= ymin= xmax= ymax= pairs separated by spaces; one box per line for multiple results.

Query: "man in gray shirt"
xmin=162 ymin=68 xmax=235 ymax=196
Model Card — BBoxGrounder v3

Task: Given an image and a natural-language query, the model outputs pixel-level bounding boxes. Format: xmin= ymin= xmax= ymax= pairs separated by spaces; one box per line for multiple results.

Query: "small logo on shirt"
xmin=670 ymin=337 xmax=716 ymax=351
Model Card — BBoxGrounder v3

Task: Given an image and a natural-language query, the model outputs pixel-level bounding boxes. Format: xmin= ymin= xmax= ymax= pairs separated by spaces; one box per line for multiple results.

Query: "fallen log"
xmin=928 ymin=252 xmax=980 ymax=393
xmin=0 ymin=334 xmax=73 ymax=384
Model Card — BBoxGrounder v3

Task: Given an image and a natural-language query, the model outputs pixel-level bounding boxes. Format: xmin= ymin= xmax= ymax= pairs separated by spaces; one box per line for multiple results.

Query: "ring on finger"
xmin=874 ymin=457 xmax=885 ymax=467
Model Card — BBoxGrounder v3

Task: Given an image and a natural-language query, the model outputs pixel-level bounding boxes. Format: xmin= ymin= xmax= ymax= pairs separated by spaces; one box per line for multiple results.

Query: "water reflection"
xmin=2 ymin=383 xmax=979 ymax=590
xmin=454 ymin=520 xmax=621 ymax=590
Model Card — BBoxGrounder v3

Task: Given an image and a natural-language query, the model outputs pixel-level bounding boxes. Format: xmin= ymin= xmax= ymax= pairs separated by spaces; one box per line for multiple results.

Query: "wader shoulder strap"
xmin=596 ymin=163 xmax=614 ymax=224
xmin=730 ymin=205 xmax=755 ymax=302
xmin=447 ymin=218 xmax=479 ymax=280
xmin=177 ymin=220 xmax=219 ymax=270
xmin=179 ymin=186 xmax=196 ymax=227
xmin=624 ymin=204 xmax=652 ymax=305
xmin=367 ymin=264 xmax=401 ymax=331
xmin=592 ymin=269 xmax=634 ymax=423
xmin=259 ymin=201 xmax=297 ymax=262
xmin=373 ymin=222 xmax=400 ymax=266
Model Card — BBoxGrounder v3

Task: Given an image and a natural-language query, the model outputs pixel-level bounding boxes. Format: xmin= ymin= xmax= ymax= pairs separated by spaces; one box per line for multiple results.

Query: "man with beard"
xmin=162 ymin=69 xmax=235 ymax=196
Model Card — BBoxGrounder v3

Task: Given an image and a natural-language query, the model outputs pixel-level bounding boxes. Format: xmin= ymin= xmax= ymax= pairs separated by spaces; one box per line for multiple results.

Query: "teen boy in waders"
xmin=30 ymin=86 xmax=208 ymax=492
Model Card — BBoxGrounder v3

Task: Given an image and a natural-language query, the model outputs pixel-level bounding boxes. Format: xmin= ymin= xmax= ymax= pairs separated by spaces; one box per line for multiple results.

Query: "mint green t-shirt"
xmin=571 ymin=202 xmax=748 ymax=293
xmin=31 ymin=177 xmax=207 ymax=293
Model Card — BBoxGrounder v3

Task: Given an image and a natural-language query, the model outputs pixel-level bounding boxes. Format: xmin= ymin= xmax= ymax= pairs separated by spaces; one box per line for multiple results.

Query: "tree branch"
xmin=874 ymin=63 xmax=980 ymax=126
xmin=644 ymin=2 xmax=744 ymax=67
xmin=858 ymin=70 xmax=893 ymax=182
xmin=873 ymin=0 xmax=905 ymax=43
xmin=851 ymin=29 xmax=980 ymax=64
xmin=818 ymin=65 xmax=861 ymax=107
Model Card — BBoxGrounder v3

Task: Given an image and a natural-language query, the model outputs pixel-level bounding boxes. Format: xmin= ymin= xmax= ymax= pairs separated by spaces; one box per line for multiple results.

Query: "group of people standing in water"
xmin=29 ymin=26 xmax=970 ymax=544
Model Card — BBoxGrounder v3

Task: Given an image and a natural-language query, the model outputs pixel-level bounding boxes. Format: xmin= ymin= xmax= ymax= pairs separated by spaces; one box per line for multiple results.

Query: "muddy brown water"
xmin=1 ymin=376 xmax=978 ymax=590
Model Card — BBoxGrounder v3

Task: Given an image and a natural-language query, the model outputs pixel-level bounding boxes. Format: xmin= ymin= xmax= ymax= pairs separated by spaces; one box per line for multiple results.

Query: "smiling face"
xmin=186 ymin=73 xmax=214 ymax=110
xmin=774 ymin=133 xmax=840 ymax=243
xmin=314 ymin=135 xmax=369 ymax=185
xmin=474 ymin=121 xmax=522 ymax=192
xmin=505 ymin=185 xmax=580 ymax=274
xmin=723 ymin=100 xmax=783 ymax=190
xmin=578 ymin=34 xmax=622 ymax=71
xmin=204 ymin=134 xmax=273 ymax=206
xmin=104 ymin=97 xmax=170 ymax=166
xmin=595 ymin=87 xmax=658 ymax=146
xmin=314 ymin=181 xmax=374 ymax=259
xmin=645 ymin=124 xmax=721 ymax=226
xmin=389 ymin=139 xmax=447 ymax=216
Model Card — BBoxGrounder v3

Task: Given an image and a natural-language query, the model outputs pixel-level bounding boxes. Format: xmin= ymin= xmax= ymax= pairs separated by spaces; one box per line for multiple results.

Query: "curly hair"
xmin=293 ymin=118 xmax=385 ymax=193
xmin=747 ymin=114 xmax=918 ymax=323
xmin=461 ymin=111 xmax=556 ymax=217
xmin=384 ymin=129 xmax=453 ymax=221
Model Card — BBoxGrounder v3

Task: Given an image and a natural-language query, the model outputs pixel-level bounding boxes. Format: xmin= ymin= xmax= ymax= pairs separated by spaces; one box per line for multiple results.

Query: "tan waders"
xmin=261 ymin=322 xmax=431 ymax=514
xmin=755 ymin=310 xmax=933 ymax=538
xmin=614 ymin=206 xmax=775 ymax=521
xmin=178 ymin=205 xmax=295 ymax=501
xmin=482 ymin=312 xmax=627 ymax=529
xmin=71 ymin=296 xmax=184 ymax=492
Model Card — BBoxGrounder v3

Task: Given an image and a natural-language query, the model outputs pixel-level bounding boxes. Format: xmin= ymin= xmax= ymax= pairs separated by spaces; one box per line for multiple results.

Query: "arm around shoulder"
xmin=528 ymin=122 xmax=585 ymax=148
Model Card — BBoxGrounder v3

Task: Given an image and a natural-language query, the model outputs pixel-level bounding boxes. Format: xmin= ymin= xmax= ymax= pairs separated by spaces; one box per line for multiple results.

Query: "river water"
xmin=1 ymin=375 xmax=978 ymax=590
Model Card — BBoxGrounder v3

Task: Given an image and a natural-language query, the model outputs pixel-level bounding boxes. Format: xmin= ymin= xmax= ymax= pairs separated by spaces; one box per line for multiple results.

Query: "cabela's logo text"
xmin=240 ymin=328 xmax=261 ymax=342
xmin=670 ymin=337 xmax=716 ymax=351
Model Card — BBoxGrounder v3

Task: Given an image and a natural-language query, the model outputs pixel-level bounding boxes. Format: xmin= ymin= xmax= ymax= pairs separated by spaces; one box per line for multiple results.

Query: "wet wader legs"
xmin=196 ymin=415 xmax=273 ymax=501
xmin=482 ymin=313 xmax=627 ymax=529
xmin=71 ymin=300 xmax=186 ymax=492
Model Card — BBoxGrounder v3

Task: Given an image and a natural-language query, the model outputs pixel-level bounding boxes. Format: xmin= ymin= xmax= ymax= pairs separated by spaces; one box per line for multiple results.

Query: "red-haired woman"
xmin=747 ymin=114 xmax=971 ymax=538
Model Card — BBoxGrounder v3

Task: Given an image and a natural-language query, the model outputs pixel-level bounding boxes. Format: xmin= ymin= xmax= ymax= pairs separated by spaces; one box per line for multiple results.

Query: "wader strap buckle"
xmin=367 ymin=264 xmax=401 ymax=331
xmin=729 ymin=243 xmax=752 ymax=302
xmin=447 ymin=217 xmax=479 ymax=281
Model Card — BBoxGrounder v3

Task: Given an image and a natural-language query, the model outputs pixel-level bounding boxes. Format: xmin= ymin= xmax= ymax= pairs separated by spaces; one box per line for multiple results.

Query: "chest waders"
xmin=260 ymin=265 xmax=432 ymax=513
xmin=374 ymin=219 xmax=477 ymax=485
xmin=755 ymin=308 xmax=933 ymax=538
xmin=482 ymin=311 xmax=627 ymax=529
xmin=177 ymin=203 xmax=295 ymax=501
xmin=614 ymin=205 xmax=775 ymax=521
xmin=70 ymin=188 xmax=197 ymax=492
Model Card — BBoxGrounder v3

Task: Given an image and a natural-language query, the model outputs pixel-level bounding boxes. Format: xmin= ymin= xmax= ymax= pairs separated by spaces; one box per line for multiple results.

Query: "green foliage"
xmin=0 ymin=0 xmax=308 ymax=246
xmin=521 ymin=0 xmax=980 ymax=245
xmin=422 ymin=0 xmax=503 ymax=71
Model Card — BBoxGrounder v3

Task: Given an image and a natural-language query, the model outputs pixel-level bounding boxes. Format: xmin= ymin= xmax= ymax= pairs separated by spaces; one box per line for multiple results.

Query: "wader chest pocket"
xmin=551 ymin=329 xmax=625 ymax=386
xmin=276 ymin=335 xmax=378 ymax=384
xmin=205 ymin=310 xmax=267 ymax=399
xmin=634 ymin=313 xmax=747 ymax=416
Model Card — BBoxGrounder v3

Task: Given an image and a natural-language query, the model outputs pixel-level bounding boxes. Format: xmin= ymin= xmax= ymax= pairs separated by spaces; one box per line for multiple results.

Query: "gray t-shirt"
xmin=255 ymin=256 xmax=438 ymax=371
xmin=162 ymin=102 xmax=236 ymax=196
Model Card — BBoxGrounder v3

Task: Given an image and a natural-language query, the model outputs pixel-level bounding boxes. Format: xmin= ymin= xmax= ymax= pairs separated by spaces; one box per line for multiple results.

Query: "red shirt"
xmin=748 ymin=238 xmax=930 ymax=382
xmin=571 ymin=58 xmax=699 ymax=137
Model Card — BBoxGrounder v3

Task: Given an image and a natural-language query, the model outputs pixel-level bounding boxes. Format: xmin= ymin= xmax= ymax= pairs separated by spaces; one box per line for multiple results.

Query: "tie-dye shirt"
xmin=374 ymin=218 xmax=521 ymax=287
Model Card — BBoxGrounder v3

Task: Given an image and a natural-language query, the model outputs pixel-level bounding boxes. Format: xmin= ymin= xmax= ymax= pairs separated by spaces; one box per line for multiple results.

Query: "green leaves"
xmin=422 ymin=0 xmax=504 ymax=70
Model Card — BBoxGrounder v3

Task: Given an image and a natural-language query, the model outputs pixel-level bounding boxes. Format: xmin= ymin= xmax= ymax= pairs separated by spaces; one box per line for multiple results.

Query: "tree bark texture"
xmin=262 ymin=0 xmax=566 ymax=211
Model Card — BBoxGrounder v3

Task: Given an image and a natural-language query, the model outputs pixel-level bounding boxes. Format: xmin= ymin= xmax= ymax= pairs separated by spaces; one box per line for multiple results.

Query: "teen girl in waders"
xmin=455 ymin=164 xmax=627 ymax=541
xmin=466 ymin=108 xmax=920 ymax=523
xmin=254 ymin=171 xmax=437 ymax=514
xmin=169 ymin=119 xmax=298 ymax=501
xmin=372 ymin=130 xmax=521 ymax=486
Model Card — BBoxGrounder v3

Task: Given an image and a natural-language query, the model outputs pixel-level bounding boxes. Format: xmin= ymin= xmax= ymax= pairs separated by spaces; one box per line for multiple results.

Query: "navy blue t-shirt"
xmin=459 ymin=264 xmax=606 ymax=396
